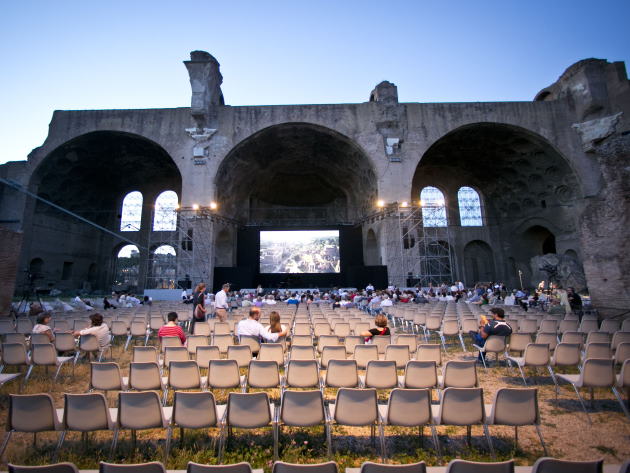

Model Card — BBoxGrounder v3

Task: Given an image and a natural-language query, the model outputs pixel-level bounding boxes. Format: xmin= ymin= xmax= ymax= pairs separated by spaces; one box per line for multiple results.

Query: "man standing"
xmin=214 ymin=283 xmax=230 ymax=322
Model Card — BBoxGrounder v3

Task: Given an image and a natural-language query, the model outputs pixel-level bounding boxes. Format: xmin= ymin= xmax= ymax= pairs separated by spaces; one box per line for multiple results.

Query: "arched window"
xmin=150 ymin=244 xmax=177 ymax=289
xmin=458 ymin=186 xmax=483 ymax=226
xmin=114 ymin=245 xmax=140 ymax=287
xmin=153 ymin=190 xmax=178 ymax=231
xmin=420 ymin=186 xmax=447 ymax=227
xmin=120 ymin=191 xmax=143 ymax=231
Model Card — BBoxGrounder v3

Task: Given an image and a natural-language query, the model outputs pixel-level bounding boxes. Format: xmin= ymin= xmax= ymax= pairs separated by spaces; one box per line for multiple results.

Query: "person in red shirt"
xmin=157 ymin=312 xmax=186 ymax=345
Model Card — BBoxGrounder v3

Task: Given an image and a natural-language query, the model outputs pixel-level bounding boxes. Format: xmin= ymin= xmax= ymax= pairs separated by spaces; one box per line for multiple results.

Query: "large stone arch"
xmin=215 ymin=122 xmax=378 ymax=223
xmin=463 ymin=240 xmax=495 ymax=285
xmin=22 ymin=131 xmax=182 ymax=292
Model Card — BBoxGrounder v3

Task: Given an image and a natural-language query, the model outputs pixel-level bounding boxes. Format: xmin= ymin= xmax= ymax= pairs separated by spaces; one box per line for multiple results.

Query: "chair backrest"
xmin=523 ymin=343 xmax=551 ymax=366
xmin=227 ymin=345 xmax=253 ymax=368
xmin=212 ymin=334 xmax=234 ymax=353
xmin=186 ymin=335 xmax=209 ymax=354
xmin=80 ymin=334 xmax=100 ymax=352
xmin=364 ymin=360 xmax=398 ymax=389
xmin=16 ymin=319 xmax=33 ymax=334
xmin=1 ymin=343 xmax=28 ymax=365
xmin=578 ymin=319 xmax=599 ymax=333
xmin=173 ymin=391 xmax=218 ymax=429
xmin=615 ymin=342 xmax=630 ymax=366
xmin=99 ymin=461 xmax=166 ymax=473
xmin=214 ymin=322 xmax=231 ymax=335
xmin=279 ymin=389 xmax=326 ymax=427
xmin=31 ymin=343 xmax=59 ymax=366
xmin=169 ymin=361 xmax=202 ymax=389
xmin=227 ymin=392 xmax=272 ymax=428
xmin=194 ymin=323 xmax=211 ymax=337
xmin=117 ymin=391 xmax=166 ymax=430
xmin=581 ymin=358 xmax=615 ymax=387
xmin=133 ymin=346 xmax=158 ymax=363
xmin=239 ymin=335 xmax=262 ymax=354
xmin=314 ymin=323 xmax=331 ymax=337
xmin=508 ymin=333 xmax=532 ymax=352
xmin=535 ymin=332 xmax=558 ymax=351
xmin=8 ymin=463 xmax=80 ymax=473
xmin=585 ymin=331 xmax=610 ymax=345
xmin=289 ymin=345 xmax=316 ymax=360
xmin=325 ymin=359 xmax=359 ymax=388
xmin=285 ymin=360 xmax=320 ymax=388
xmin=30 ymin=333 xmax=50 ymax=345
xmin=344 ymin=335 xmax=364 ymax=355
xmin=612 ymin=332 xmax=630 ymax=350
xmin=438 ymin=387 xmax=485 ymax=425
xmin=4 ymin=333 xmax=26 ymax=345
xmin=442 ymin=319 xmax=460 ymax=336
xmin=208 ymin=359 xmax=241 ymax=389
xmin=90 ymin=362 xmax=124 ymax=391
xmin=403 ymin=360 xmax=438 ymax=389
xmin=317 ymin=335 xmax=341 ymax=353
xmin=187 ymin=462 xmax=253 ymax=473
xmin=196 ymin=345 xmax=221 ymax=368
xmin=129 ymin=362 xmax=163 ymax=391
xmin=273 ymin=462 xmax=338 ymax=473
xmin=552 ymin=343 xmax=581 ymax=367
xmin=518 ymin=319 xmax=538 ymax=334
xmin=353 ymin=344 xmax=379 ymax=369
xmin=257 ymin=343 xmax=285 ymax=365
xmin=164 ymin=346 xmax=190 ymax=367
xmin=531 ymin=457 xmax=603 ymax=473
xmin=110 ymin=321 xmax=128 ymax=336
xmin=538 ymin=319 xmax=558 ymax=333
xmin=372 ymin=335 xmax=391 ymax=354
xmin=321 ymin=345 xmax=347 ymax=368
xmin=483 ymin=336 xmax=506 ymax=353
xmin=442 ymin=361 xmax=477 ymax=388
xmin=63 ymin=392 xmax=112 ymax=431
xmin=584 ymin=342 xmax=612 ymax=360
xmin=385 ymin=344 xmax=411 ymax=369
xmin=445 ymin=459 xmax=515 ymax=473
xmin=488 ymin=387 xmax=539 ymax=426
xmin=619 ymin=359 xmax=630 ymax=388
xmin=8 ymin=393 xmax=60 ymax=432
xmin=354 ymin=322 xmax=370 ymax=335
xmin=291 ymin=335 xmax=313 ymax=347
xmin=416 ymin=344 xmax=442 ymax=365
xmin=160 ymin=336 xmax=183 ymax=352
xmin=333 ymin=323 xmax=351 ymax=337
xmin=394 ymin=334 xmax=418 ymax=353
xmin=333 ymin=388 xmax=378 ymax=426
xmin=361 ymin=463 xmax=427 ymax=473
xmin=385 ymin=388 xmax=432 ymax=427
xmin=248 ymin=360 xmax=281 ymax=388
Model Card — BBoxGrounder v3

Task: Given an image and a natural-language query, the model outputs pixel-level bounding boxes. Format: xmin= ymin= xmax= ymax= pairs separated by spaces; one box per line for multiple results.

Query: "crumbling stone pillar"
xmin=0 ymin=229 xmax=23 ymax=315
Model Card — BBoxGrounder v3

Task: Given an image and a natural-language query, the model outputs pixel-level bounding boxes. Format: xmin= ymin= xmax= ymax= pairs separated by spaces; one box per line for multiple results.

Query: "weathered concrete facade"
xmin=1 ymin=52 xmax=628 ymax=314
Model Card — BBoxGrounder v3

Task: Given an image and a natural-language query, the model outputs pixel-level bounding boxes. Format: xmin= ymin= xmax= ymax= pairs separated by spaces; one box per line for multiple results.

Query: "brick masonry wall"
xmin=0 ymin=228 xmax=23 ymax=315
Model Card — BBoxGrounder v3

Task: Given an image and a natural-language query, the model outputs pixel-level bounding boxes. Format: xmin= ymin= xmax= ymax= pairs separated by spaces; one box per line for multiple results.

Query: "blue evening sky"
xmin=1 ymin=0 xmax=628 ymax=164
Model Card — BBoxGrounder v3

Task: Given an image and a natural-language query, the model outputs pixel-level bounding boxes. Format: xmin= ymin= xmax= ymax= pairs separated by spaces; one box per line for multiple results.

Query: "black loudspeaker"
xmin=213 ymin=267 xmax=254 ymax=292
xmin=345 ymin=266 xmax=388 ymax=289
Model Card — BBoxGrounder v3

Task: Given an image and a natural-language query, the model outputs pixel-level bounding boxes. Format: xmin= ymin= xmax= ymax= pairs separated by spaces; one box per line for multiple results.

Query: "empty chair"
xmin=247 ymin=360 xmax=281 ymax=390
xmin=354 ymin=322 xmax=371 ymax=336
xmin=361 ymin=360 xmax=398 ymax=389
xmin=561 ymin=331 xmax=585 ymax=347
xmin=538 ymin=319 xmax=559 ymax=334
xmin=196 ymin=346 xmax=220 ymax=370
xmin=15 ymin=319 xmax=33 ymax=335
xmin=90 ymin=362 xmax=128 ymax=393
xmin=219 ymin=392 xmax=274 ymax=462
xmin=163 ymin=346 xmax=190 ymax=369
xmin=432 ymin=387 xmax=493 ymax=453
xmin=485 ymin=388 xmax=547 ymax=455
xmin=612 ymin=332 xmax=630 ymax=351
xmin=360 ymin=462 xmax=426 ymax=473
xmin=188 ymin=463 xmax=253 ymax=473
xmin=314 ymin=323 xmax=332 ymax=337
xmin=518 ymin=319 xmax=538 ymax=335
xmin=186 ymin=335 xmax=209 ymax=356
xmin=324 ymin=359 xmax=359 ymax=388
xmin=167 ymin=391 xmax=222 ymax=458
xmin=555 ymin=358 xmax=616 ymax=423
xmin=354 ymin=344 xmax=379 ymax=369
xmin=558 ymin=319 xmax=579 ymax=334
xmin=126 ymin=321 xmax=148 ymax=350
xmin=274 ymin=390 xmax=330 ymax=459
xmin=459 ymin=319 xmax=479 ymax=351
xmin=416 ymin=344 xmax=442 ymax=366
xmin=208 ymin=359 xmax=245 ymax=391
xmin=615 ymin=342 xmax=630 ymax=365
xmin=227 ymin=345 xmax=253 ymax=368
xmin=550 ymin=343 xmax=581 ymax=372
xmin=320 ymin=345 xmax=346 ymax=369
xmin=395 ymin=334 xmax=418 ymax=355
xmin=423 ymin=316 xmax=442 ymax=342
xmin=379 ymin=388 xmax=438 ymax=456
xmin=289 ymin=345 xmax=316 ymax=361
xmin=58 ymin=393 xmax=117 ymax=450
xmin=194 ymin=323 xmax=211 ymax=337
xmin=293 ymin=323 xmax=311 ymax=336
xmin=445 ymin=459 xmax=514 ymax=473
xmin=110 ymin=321 xmax=129 ymax=346
xmin=401 ymin=360 xmax=438 ymax=390
xmin=238 ymin=335 xmax=262 ymax=356
xmin=317 ymin=335 xmax=341 ymax=353
xmin=438 ymin=361 xmax=477 ymax=389
xmin=212 ymin=334 xmax=234 ymax=354
xmin=535 ymin=332 xmax=558 ymax=351
xmin=273 ymin=462 xmax=337 ymax=473
xmin=133 ymin=345 xmax=159 ymax=363
xmin=0 ymin=393 xmax=63 ymax=459
xmin=530 ymin=457 xmax=603 ymax=473
xmin=583 ymin=342 xmax=612 ymax=360
xmin=328 ymin=388 xmax=383 ymax=457
xmin=438 ymin=319 xmax=461 ymax=352
xmin=128 ymin=362 xmax=167 ymax=402
xmin=284 ymin=360 xmax=321 ymax=390
xmin=0 ymin=319 xmax=15 ymax=335
xmin=612 ymin=359 xmax=630 ymax=420
xmin=258 ymin=343 xmax=285 ymax=366
xmin=473 ymin=336 xmax=506 ymax=369
xmin=8 ymin=463 xmax=79 ymax=473
xmin=372 ymin=335 xmax=392 ymax=355
xmin=344 ymin=336 xmax=364 ymax=355
xmin=214 ymin=322 xmax=231 ymax=335
xmin=291 ymin=335 xmax=313 ymax=347
xmin=112 ymin=391 xmax=172 ymax=454
xmin=333 ymin=323 xmax=351 ymax=338
xmin=506 ymin=333 xmax=532 ymax=356
xmin=385 ymin=345 xmax=410 ymax=369
xmin=578 ymin=318 xmax=599 ymax=334
xmin=506 ymin=343 xmax=554 ymax=386
xmin=99 ymin=461 xmax=166 ymax=473
xmin=585 ymin=331 xmax=610 ymax=345
xmin=167 ymin=360 xmax=207 ymax=390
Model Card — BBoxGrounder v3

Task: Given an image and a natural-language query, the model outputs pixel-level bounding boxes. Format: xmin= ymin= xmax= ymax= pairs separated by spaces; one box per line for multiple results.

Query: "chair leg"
xmin=325 ymin=422 xmax=332 ymax=459
xmin=547 ymin=366 xmax=558 ymax=387
xmin=273 ymin=422 xmax=279 ymax=461
xmin=459 ymin=334 xmax=467 ymax=352
xmin=483 ymin=424 xmax=495 ymax=459
xmin=480 ymin=350 xmax=488 ymax=370
xmin=378 ymin=421 xmax=386 ymax=462
xmin=612 ymin=387 xmax=630 ymax=420
xmin=517 ymin=364 xmax=528 ymax=386
xmin=124 ymin=335 xmax=132 ymax=351
xmin=24 ymin=365 xmax=34 ymax=385
xmin=56 ymin=430 xmax=67 ymax=452
xmin=109 ymin=429 xmax=119 ymax=457
xmin=164 ymin=425 xmax=172 ymax=463
xmin=0 ymin=431 xmax=13 ymax=460
xmin=430 ymin=425 xmax=441 ymax=457
xmin=54 ymin=363 xmax=65 ymax=381
xmin=535 ymin=424 xmax=549 ymax=456
xmin=570 ymin=384 xmax=591 ymax=424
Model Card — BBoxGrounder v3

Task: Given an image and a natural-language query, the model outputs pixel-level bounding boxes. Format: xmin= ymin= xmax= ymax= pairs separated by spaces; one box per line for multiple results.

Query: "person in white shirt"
xmin=380 ymin=296 xmax=393 ymax=308
xmin=236 ymin=307 xmax=288 ymax=344
xmin=263 ymin=295 xmax=277 ymax=305
xmin=365 ymin=283 xmax=374 ymax=293
xmin=73 ymin=313 xmax=111 ymax=350
xmin=214 ymin=283 xmax=230 ymax=322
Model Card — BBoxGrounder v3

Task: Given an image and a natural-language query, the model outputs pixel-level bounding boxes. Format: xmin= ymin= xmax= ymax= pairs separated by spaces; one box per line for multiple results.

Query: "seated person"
xmin=360 ymin=314 xmax=391 ymax=342
xmin=32 ymin=313 xmax=55 ymax=342
xmin=157 ymin=312 xmax=187 ymax=345
xmin=73 ymin=313 xmax=111 ymax=351
xmin=236 ymin=307 xmax=289 ymax=348
xmin=469 ymin=307 xmax=512 ymax=361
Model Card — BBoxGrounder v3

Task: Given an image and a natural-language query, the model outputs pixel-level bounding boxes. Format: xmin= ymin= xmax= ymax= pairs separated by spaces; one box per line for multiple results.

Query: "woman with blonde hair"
xmin=265 ymin=310 xmax=287 ymax=347
xmin=360 ymin=314 xmax=390 ymax=342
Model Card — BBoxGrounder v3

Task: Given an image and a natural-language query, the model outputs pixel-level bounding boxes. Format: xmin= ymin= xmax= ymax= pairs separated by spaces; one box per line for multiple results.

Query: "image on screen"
xmin=260 ymin=230 xmax=340 ymax=274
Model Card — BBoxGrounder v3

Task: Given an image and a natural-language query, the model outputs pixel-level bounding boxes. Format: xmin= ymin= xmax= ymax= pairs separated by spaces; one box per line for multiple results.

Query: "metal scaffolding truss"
xmin=382 ymin=203 xmax=455 ymax=288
